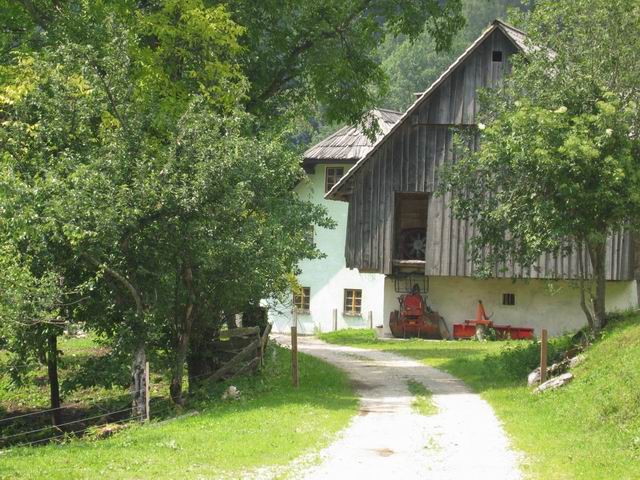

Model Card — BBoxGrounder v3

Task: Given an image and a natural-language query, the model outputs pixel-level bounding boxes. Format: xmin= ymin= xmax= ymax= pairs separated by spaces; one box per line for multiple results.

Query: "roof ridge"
xmin=492 ymin=18 xmax=527 ymax=36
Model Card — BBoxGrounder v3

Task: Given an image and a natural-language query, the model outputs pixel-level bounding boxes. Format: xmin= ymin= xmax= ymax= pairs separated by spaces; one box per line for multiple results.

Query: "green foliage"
xmin=407 ymin=379 xmax=437 ymax=416
xmin=444 ymin=96 xmax=640 ymax=274
xmin=0 ymin=2 xmax=333 ymax=402
xmin=227 ymin=0 xmax=465 ymax=127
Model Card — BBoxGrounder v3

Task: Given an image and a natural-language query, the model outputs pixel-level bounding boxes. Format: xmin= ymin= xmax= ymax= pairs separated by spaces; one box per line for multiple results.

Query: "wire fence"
xmin=1 ymin=327 xmax=270 ymax=450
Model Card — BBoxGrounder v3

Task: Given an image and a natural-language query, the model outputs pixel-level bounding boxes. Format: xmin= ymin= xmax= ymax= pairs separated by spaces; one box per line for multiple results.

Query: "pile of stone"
xmin=528 ymin=353 xmax=585 ymax=393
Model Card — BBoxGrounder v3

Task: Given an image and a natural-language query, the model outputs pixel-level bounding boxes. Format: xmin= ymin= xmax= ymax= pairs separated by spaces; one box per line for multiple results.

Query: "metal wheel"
xmin=401 ymin=228 xmax=426 ymax=260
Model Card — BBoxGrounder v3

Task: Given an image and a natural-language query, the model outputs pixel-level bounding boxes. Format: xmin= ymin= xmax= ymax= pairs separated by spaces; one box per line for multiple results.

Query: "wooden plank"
xmin=219 ymin=326 xmax=260 ymax=339
xmin=540 ymin=329 xmax=548 ymax=383
xmin=438 ymin=76 xmax=451 ymax=124
xmin=371 ymin=156 xmax=380 ymax=271
xmin=425 ymin=127 xmax=436 ymax=192
xmin=452 ymin=67 xmax=464 ymax=124
xmin=416 ymin=125 xmax=425 ymax=192
xmin=205 ymin=338 xmax=260 ymax=383
xmin=383 ymin=143 xmax=394 ymax=274
xmin=408 ymin=126 xmax=418 ymax=192
xmin=362 ymin=163 xmax=372 ymax=269
xmin=462 ymin=53 xmax=476 ymax=124
xmin=426 ymin=88 xmax=440 ymax=124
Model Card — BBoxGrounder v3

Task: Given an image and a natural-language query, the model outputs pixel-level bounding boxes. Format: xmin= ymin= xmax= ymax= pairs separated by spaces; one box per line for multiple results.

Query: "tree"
xmin=223 ymin=0 xmax=465 ymax=127
xmin=440 ymin=0 xmax=640 ymax=332
xmin=0 ymin=3 xmax=331 ymax=407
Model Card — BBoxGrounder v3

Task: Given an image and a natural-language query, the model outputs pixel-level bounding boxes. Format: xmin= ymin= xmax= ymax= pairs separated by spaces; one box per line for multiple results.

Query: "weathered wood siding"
xmin=343 ymin=29 xmax=634 ymax=280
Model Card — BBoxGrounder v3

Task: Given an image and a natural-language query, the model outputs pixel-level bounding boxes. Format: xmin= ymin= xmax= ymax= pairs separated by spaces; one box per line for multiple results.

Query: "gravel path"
xmin=274 ymin=334 xmax=523 ymax=480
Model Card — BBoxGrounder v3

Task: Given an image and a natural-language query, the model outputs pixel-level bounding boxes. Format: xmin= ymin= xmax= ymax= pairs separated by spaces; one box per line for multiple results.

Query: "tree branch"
xmin=81 ymin=253 xmax=143 ymax=316
xmin=246 ymin=0 xmax=374 ymax=109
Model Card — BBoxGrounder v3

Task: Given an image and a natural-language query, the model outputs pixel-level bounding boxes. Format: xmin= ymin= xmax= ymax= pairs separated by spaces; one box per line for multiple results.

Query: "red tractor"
xmin=389 ymin=284 xmax=448 ymax=339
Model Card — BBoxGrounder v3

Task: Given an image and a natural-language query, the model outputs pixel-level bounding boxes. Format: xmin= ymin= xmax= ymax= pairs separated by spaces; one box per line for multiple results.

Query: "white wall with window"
xmin=268 ymin=164 xmax=386 ymax=334
xmin=381 ymin=275 xmax=637 ymax=337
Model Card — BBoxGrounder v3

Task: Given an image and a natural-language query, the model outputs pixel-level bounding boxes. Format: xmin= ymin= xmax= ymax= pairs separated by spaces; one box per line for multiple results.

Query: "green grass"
xmin=406 ymin=380 xmax=437 ymax=416
xmin=320 ymin=316 xmax=640 ymax=480
xmin=0 ymin=344 xmax=358 ymax=480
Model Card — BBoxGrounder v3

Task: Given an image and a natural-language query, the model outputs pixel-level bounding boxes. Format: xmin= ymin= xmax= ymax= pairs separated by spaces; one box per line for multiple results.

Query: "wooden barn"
xmin=326 ymin=20 xmax=637 ymax=336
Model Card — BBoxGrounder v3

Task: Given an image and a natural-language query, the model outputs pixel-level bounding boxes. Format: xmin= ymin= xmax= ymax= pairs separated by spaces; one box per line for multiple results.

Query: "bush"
xmin=483 ymin=335 xmax=573 ymax=380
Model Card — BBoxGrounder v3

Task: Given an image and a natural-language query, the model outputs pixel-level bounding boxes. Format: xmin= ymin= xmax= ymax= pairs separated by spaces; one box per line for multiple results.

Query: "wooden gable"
xmin=336 ymin=23 xmax=633 ymax=280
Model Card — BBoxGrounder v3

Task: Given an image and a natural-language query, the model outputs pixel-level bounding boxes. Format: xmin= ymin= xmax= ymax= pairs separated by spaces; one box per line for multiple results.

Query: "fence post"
xmin=540 ymin=329 xmax=548 ymax=383
xmin=368 ymin=311 xmax=373 ymax=329
xmin=291 ymin=309 xmax=299 ymax=388
xmin=144 ymin=361 xmax=150 ymax=422
xmin=332 ymin=308 xmax=338 ymax=331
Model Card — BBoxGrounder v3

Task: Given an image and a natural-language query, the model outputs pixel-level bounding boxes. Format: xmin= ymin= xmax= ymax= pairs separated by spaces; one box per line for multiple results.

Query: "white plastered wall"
xmin=383 ymin=276 xmax=638 ymax=337
xmin=268 ymin=164 xmax=386 ymax=334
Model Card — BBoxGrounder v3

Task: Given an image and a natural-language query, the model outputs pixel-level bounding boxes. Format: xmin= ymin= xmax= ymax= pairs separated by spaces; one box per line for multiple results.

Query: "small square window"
xmin=492 ymin=50 xmax=503 ymax=62
xmin=325 ymin=167 xmax=344 ymax=193
xmin=502 ymin=293 xmax=515 ymax=306
xmin=294 ymin=287 xmax=310 ymax=312
xmin=344 ymin=289 xmax=362 ymax=315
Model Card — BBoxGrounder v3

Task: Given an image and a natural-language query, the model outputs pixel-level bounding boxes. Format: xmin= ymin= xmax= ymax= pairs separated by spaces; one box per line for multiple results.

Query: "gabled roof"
xmin=303 ymin=108 xmax=402 ymax=162
xmin=325 ymin=19 xmax=529 ymax=199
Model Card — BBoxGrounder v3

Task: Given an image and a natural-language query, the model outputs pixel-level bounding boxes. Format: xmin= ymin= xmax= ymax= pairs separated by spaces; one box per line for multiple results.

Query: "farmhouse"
xmin=269 ymin=109 xmax=402 ymax=334
xmin=325 ymin=20 xmax=638 ymax=336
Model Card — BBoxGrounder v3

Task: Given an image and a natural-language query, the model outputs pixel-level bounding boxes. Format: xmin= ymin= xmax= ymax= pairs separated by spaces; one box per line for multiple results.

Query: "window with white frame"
xmin=343 ymin=289 xmax=362 ymax=315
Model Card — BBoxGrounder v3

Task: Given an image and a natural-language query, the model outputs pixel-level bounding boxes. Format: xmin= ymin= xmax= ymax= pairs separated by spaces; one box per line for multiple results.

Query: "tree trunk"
xmin=81 ymin=254 xmax=148 ymax=419
xmin=46 ymin=334 xmax=61 ymax=427
xmin=587 ymin=239 xmax=607 ymax=332
xmin=577 ymin=242 xmax=595 ymax=331
xmin=170 ymin=266 xmax=194 ymax=405
xmin=131 ymin=343 xmax=147 ymax=420
xmin=170 ymin=331 xmax=189 ymax=404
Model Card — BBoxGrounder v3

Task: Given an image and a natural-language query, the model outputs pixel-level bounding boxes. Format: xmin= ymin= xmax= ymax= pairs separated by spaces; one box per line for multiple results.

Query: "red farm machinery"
xmin=452 ymin=300 xmax=534 ymax=340
xmin=389 ymin=282 xmax=449 ymax=339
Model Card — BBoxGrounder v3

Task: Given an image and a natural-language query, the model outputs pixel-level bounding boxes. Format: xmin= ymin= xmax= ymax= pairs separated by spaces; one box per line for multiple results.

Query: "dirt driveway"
xmin=274 ymin=334 xmax=523 ymax=480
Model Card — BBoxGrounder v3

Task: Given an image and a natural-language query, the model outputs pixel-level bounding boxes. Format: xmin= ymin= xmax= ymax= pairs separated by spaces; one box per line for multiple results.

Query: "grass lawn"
xmin=0 ymin=344 xmax=357 ymax=480
xmin=320 ymin=315 xmax=640 ymax=480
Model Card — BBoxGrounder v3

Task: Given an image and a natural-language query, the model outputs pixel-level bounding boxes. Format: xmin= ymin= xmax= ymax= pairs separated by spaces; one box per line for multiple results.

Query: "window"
xmin=344 ymin=289 xmax=362 ymax=315
xmin=492 ymin=50 xmax=503 ymax=62
xmin=293 ymin=287 xmax=310 ymax=312
xmin=502 ymin=293 xmax=515 ymax=306
xmin=325 ymin=167 xmax=344 ymax=193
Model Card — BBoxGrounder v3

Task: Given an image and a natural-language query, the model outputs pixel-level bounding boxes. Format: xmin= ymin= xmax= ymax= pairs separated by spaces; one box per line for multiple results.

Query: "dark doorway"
xmin=394 ymin=193 xmax=428 ymax=261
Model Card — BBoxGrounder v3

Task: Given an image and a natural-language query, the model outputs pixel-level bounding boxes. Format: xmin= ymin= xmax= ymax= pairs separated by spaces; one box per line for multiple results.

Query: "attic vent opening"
xmin=492 ymin=50 xmax=503 ymax=62
xmin=502 ymin=293 xmax=515 ymax=306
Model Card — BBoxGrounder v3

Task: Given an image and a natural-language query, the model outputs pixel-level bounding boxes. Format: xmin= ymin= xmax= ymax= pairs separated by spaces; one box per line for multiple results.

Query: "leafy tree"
xmin=223 ymin=0 xmax=465 ymax=127
xmin=440 ymin=0 xmax=640 ymax=332
xmin=0 ymin=2 xmax=331 ymax=408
